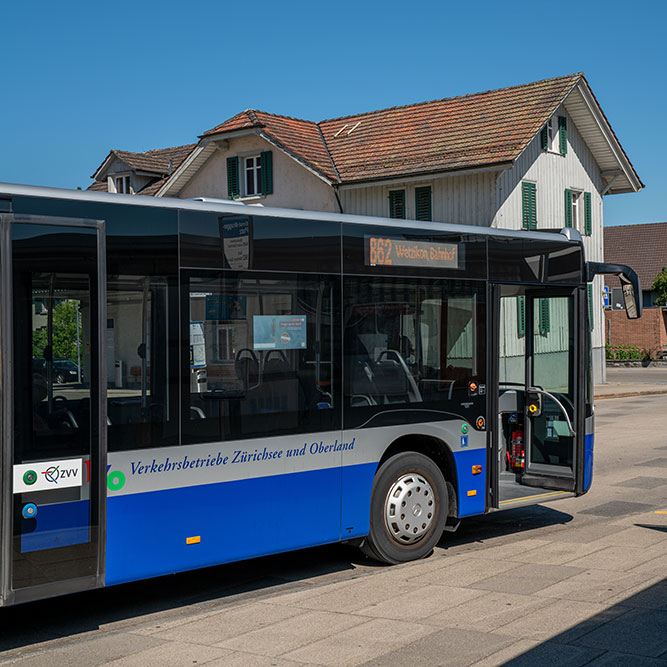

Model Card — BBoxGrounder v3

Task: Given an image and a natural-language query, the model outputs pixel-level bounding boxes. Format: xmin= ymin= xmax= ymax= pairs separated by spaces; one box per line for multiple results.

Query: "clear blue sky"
xmin=1 ymin=0 xmax=664 ymax=226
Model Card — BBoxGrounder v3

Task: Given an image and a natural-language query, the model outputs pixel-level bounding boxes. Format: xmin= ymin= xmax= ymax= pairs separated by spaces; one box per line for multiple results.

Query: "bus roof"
xmin=0 ymin=181 xmax=581 ymax=246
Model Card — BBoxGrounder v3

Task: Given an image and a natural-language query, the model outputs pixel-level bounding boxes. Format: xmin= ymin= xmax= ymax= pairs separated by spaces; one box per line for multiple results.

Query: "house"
xmin=90 ymin=144 xmax=196 ymax=196
xmin=603 ymin=223 xmax=667 ymax=358
xmin=88 ymin=73 xmax=643 ymax=381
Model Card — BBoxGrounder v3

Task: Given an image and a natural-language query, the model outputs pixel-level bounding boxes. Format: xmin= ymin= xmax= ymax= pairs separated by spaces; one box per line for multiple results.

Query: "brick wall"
xmin=604 ymin=307 xmax=667 ymax=356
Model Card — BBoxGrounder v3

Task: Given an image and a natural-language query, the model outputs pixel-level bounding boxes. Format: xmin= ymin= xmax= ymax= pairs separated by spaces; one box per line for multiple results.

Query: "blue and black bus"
xmin=0 ymin=183 xmax=641 ymax=605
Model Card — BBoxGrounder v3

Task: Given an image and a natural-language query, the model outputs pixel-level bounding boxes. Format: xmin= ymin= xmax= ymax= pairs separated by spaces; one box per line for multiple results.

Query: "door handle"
xmin=526 ymin=387 xmax=576 ymax=437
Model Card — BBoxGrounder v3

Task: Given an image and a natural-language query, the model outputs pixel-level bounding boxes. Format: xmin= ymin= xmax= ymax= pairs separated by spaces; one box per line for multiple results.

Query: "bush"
xmin=606 ymin=344 xmax=654 ymax=360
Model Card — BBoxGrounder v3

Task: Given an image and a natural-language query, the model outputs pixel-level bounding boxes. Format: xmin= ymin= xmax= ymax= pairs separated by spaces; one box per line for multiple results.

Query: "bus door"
xmin=492 ymin=285 xmax=585 ymax=509
xmin=1 ymin=214 xmax=106 ymax=605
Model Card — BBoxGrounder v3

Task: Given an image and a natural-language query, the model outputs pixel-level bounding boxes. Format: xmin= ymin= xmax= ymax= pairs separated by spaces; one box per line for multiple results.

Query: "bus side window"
xmin=183 ymin=272 xmax=339 ymax=444
xmin=107 ymin=275 xmax=175 ymax=451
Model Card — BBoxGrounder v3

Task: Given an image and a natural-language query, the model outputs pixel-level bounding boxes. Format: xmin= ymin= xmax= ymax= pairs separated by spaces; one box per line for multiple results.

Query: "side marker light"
xmin=186 ymin=536 xmax=201 ymax=545
xmin=472 ymin=465 xmax=482 ymax=475
xmin=467 ymin=490 xmax=477 ymax=496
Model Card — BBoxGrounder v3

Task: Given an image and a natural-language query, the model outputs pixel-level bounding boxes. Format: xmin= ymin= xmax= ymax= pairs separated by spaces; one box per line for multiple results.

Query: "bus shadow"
xmin=0 ymin=505 xmax=572 ymax=654
xmin=439 ymin=504 xmax=574 ymax=549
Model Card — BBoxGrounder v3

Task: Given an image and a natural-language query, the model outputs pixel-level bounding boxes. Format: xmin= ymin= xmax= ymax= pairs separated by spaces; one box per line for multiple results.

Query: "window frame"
xmin=243 ymin=155 xmax=262 ymax=197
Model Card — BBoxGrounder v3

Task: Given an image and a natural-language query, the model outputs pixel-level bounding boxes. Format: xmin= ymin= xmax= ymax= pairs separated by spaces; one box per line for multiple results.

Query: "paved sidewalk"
xmin=595 ymin=366 xmax=667 ymax=399
xmin=3 ymin=507 xmax=665 ymax=667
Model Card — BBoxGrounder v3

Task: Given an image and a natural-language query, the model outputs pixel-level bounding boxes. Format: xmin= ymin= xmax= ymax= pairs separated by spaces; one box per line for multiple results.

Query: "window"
xmin=541 ymin=116 xmax=567 ymax=155
xmin=415 ymin=187 xmax=432 ymax=221
xmin=227 ymin=152 xmax=273 ymax=199
xmin=343 ymin=277 xmax=486 ymax=428
xmin=184 ymin=272 xmax=339 ymax=443
xmin=107 ymin=275 xmax=174 ymax=451
xmin=244 ymin=156 xmax=262 ymax=196
xmin=521 ymin=182 xmax=537 ymax=229
xmin=114 ymin=175 xmax=131 ymax=194
xmin=389 ymin=190 xmax=405 ymax=219
xmin=565 ymin=189 xmax=592 ymax=234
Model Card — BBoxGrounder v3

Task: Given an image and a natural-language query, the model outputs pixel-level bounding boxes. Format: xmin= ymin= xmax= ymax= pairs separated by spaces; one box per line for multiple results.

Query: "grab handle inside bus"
xmin=586 ymin=262 xmax=642 ymax=319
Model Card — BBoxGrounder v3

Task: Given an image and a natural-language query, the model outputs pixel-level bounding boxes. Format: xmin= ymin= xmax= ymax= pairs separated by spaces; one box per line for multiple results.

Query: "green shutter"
xmin=539 ymin=298 xmax=550 ymax=334
xmin=558 ymin=116 xmax=568 ymax=155
xmin=564 ymin=189 xmax=573 ymax=227
xmin=541 ymin=125 xmax=549 ymax=151
xmin=260 ymin=151 xmax=273 ymax=195
xmin=517 ymin=295 xmax=526 ymax=336
xmin=415 ymin=187 xmax=432 ymax=221
xmin=584 ymin=192 xmax=592 ymax=235
xmin=227 ymin=156 xmax=239 ymax=199
xmin=587 ymin=284 xmax=594 ymax=331
xmin=522 ymin=182 xmax=536 ymax=229
xmin=389 ymin=190 xmax=405 ymax=219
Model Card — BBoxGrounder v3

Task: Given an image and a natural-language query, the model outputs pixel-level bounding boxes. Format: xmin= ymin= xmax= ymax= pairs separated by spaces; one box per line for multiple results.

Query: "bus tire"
xmin=361 ymin=451 xmax=448 ymax=564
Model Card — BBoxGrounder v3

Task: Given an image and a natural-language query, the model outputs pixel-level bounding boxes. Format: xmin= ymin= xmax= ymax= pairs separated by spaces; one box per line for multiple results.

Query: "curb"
xmin=594 ymin=389 xmax=667 ymax=400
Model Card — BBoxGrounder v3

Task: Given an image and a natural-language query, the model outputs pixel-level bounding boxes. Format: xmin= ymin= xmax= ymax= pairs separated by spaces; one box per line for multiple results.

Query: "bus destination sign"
xmin=365 ymin=235 xmax=459 ymax=269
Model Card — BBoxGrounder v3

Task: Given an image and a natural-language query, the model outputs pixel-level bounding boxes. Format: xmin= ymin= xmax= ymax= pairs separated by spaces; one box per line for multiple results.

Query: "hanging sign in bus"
xmin=365 ymin=235 xmax=459 ymax=269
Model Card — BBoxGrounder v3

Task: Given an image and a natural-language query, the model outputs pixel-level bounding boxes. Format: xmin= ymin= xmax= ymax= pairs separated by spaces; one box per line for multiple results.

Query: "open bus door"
xmin=491 ymin=284 xmax=587 ymax=509
xmin=0 ymin=214 xmax=106 ymax=605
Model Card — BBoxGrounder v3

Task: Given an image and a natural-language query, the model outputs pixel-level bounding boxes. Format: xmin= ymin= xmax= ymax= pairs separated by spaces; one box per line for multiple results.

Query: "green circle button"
xmin=107 ymin=470 xmax=126 ymax=491
xmin=461 ymin=424 xmax=469 ymax=434
xmin=23 ymin=470 xmax=37 ymax=486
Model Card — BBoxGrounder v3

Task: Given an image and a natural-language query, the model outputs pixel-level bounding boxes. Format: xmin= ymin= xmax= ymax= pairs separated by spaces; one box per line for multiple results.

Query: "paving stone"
xmin=268 ymin=575 xmax=414 ymax=613
xmin=150 ymin=602 xmax=305 ymax=645
xmin=534 ymin=568 xmax=653 ymax=604
xmin=470 ymin=563 xmax=584 ymax=594
xmin=3 ymin=633 xmax=167 ymax=667
xmin=549 ymin=523 xmax=621 ymax=544
xmin=282 ymin=617 xmax=436 ymax=666
xmin=504 ymin=540 xmax=606 ymax=565
xmin=592 ymin=524 xmax=667 ymax=548
xmin=574 ymin=608 xmax=667 ymax=657
xmin=579 ymin=501 xmax=654 ymax=516
xmin=356 ymin=584 xmax=484 ymax=620
xmin=637 ymin=458 xmax=667 ymax=468
xmin=423 ymin=591 xmax=552 ymax=631
xmin=469 ymin=640 xmax=603 ymax=667
xmin=460 ymin=538 xmax=551 ymax=560
xmin=613 ymin=476 xmax=667 ymax=489
xmin=627 ymin=552 xmax=667 ymax=578
xmin=496 ymin=599 xmax=627 ymax=643
xmin=565 ymin=545 xmax=665 ymax=572
xmin=356 ymin=626 xmax=515 ymax=667
xmin=216 ymin=609 xmax=360 ymax=656
xmin=407 ymin=557 xmax=520 ymax=587
xmin=583 ymin=651 xmax=667 ymax=666
xmin=603 ymin=577 xmax=667 ymax=611
xmin=104 ymin=641 xmax=230 ymax=666
xmin=206 ymin=654 xmax=306 ymax=667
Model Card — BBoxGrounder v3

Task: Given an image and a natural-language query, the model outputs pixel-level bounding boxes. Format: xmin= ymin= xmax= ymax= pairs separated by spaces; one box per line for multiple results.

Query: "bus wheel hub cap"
xmin=385 ymin=473 xmax=435 ymax=544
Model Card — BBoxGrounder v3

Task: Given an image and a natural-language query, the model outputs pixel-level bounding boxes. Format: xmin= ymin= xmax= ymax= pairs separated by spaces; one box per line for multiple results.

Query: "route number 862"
xmin=368 ymin=237 xmax=393 ymax=265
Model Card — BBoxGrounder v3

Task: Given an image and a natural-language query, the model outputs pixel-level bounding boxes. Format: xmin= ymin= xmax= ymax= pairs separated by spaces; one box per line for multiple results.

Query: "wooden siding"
xmin=339 ymin=172 xmax=497 ymax=226
xmin=494 ymin=105 xmax=605 ymax=356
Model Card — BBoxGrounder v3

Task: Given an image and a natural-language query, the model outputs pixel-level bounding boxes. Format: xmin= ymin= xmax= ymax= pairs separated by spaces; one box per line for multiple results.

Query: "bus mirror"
xmin=622 ymin=282 xmax=638 ymax=319
xmin=586 ymin=262 xmax=642 ymax=320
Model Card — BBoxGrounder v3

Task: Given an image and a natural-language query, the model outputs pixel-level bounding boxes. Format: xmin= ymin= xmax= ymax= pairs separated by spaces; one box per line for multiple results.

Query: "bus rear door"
xmin=1 ymin=214 xmax=106 ymax=605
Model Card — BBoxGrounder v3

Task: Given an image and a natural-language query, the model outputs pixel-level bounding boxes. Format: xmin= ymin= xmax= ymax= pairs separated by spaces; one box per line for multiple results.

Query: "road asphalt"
xmin=0 ymin=370 xmax=665 ymax=666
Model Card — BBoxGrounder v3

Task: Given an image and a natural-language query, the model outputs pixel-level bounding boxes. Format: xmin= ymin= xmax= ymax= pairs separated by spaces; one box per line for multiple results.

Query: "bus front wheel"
xmin=361 ymin=451 xmax=447 ymax=564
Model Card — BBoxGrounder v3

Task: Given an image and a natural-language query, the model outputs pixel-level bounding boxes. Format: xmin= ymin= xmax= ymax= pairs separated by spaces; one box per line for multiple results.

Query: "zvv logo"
xmin=42 ymin=465 xmax=60 ymax=484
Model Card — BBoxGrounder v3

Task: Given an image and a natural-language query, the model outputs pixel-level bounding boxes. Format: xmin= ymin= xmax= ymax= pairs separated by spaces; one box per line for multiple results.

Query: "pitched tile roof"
xmin=110 ymin=143 xmax=197 ymax=175
xmin=86 ymin=180 xmax=108 ymax=192
xmin=604 ymin=223 xmax=667 ymax=290
xmin=203 ymin=110 xmax=338 ymax=182
xmin=202 ymin=73 xmax=583 ymax=184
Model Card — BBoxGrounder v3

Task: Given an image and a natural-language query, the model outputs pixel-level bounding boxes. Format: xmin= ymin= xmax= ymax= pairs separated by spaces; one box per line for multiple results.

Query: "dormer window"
xmin=114 ymin=175 xmax=131 ymax=194
xmin=226 ymin=151 xmax=273 ymax=199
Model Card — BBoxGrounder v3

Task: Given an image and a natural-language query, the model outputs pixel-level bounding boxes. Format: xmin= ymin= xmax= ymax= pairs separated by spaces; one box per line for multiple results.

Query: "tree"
xmin=652 ymin=267 xmax=667 ymax=307
xmin=32 ymin=299 xmax=80 ymax=361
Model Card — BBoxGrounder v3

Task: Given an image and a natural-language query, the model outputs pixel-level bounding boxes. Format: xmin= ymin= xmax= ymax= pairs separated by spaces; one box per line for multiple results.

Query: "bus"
xmin=0 ymin=183 xmax=641 ymax=605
